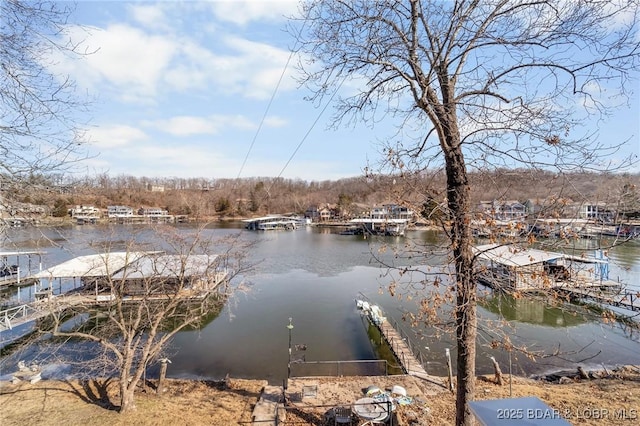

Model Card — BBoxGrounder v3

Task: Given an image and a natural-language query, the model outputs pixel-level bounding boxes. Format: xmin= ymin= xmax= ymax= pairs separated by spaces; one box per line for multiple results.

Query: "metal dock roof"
xmin=473 ymin=244 xmax=607 ymax=267
xmin=111 ymin=254 xmax=218 ymax=279
xmin=0 ymin=251 xmax=45 ymax=257
xmin=31 ymin=251 xmax=160 ymax=279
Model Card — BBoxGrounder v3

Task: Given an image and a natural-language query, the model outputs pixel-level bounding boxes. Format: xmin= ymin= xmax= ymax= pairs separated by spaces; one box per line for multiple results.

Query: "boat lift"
xmin=0 ymin=251 xmax=44 ymax=287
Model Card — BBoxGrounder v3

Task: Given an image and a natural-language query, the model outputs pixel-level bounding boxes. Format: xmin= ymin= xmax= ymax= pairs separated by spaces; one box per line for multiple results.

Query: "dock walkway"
xmin=0 ymin=295 xmax=93 ymax=331
xmin=557 ymin=287 xmax=640 ymax=312
xmin=359 ymin=302 xmax=445 ymax=387
xmin=251 ymin=385 xmax=282 ymax=426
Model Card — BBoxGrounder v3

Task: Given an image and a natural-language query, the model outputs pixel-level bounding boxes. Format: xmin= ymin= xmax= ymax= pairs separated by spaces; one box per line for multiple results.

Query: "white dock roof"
xmin=473 ymin=244 xmax=606 ymax=267
xmin=350 ymin=218 xmax=409 ymax=224
xmin=0 ymin=251 xmax=44 ymax=257
xmin=32 ymin=251 xmax=159 ymax=279
xmin=473 ymin=244 xmax=564 ymax=267
xmin=111 ymin=254 xmax=218 ymax=279
xmin=241 ymin=215 xmax=286 ymax=222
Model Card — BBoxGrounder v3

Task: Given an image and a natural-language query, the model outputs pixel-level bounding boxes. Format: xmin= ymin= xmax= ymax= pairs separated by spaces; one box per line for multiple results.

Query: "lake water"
xmin=1 ymin=223 xmax=639 ymax=383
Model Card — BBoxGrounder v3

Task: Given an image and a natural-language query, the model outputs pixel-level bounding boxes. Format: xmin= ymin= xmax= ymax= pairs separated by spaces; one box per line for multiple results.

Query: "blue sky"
xmin=54 ymin=1 xmax=639 ymax=181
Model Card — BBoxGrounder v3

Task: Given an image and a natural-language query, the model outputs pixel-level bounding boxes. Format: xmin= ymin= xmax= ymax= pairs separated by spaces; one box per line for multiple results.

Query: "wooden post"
xmin=508 ymin=350 xmax=513 ymax=397
xmin=157 ymin=358 xmax=171 ymax=395
xmin=445 ymin=348 xmax=454 ymax=393
xmin=577 ymin=366 xmax=589 ymax=380
xmin=490 ymin=356 xmax=504 ymax=386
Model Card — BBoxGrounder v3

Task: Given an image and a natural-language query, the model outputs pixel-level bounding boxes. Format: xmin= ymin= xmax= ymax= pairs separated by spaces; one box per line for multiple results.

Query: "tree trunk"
xmin=119 ymin=354 xmax=137 ymax=413
xmin=119 ymin=381 xmax=136 ymax=413
xmin=443 ymin=141 xmax=476 ymax=426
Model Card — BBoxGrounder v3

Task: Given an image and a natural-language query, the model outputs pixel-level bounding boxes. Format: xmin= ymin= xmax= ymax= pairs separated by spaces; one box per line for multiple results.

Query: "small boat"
xmin=340 ymin=227 xmax=363 ymax=235
xmin=356 ymin=299 xmax=370 ymax=311
xmin=355 ymin=299 xmax=386 ymax=325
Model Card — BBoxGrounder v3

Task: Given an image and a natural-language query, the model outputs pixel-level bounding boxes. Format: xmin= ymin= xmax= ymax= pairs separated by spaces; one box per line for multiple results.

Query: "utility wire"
xmin=235 ymin=57 xmax=292 ymax=181
xmin=236 ymin=20 xmax=307 ymax=181
xmin=272 ymin=75 xmax=347 ymax=182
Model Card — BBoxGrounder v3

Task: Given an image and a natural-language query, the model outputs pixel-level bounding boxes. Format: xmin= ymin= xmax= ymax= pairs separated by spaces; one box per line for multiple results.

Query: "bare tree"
xmin=1 ymin=0 xmax=89 ymax=208
xmin=292 ymin=1 xmax=639 ymax=424
xmin=47 ymin=228 xmax=256 ymax=413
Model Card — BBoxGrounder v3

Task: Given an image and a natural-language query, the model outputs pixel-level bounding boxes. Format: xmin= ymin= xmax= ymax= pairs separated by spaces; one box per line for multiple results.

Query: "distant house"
xmin=305 ymin=204 xmax=334 ymax=222
xmin=148 ymin=184 xmax=165 ymax=193
xmin=107 ymin=205 xmax=134 ymax=218
xmin=578 ymin=202 xmax=615 ymax=222
xmin=524 ymin=197 xmax=575 ymax=219
xmin=369 ymin=204 xmax=415 ymax=221
xmin=386 ymin=204 xmax=414 ymax=220
xmin=478 ymin=200 xmax=526 ymax=221
xmin=138 ymin=207 xmax=169 ymax=217
xmin=71 ymin=205 xmax=101 ymax=219
xmin=5 ymin=202 xmax=48 ymax=219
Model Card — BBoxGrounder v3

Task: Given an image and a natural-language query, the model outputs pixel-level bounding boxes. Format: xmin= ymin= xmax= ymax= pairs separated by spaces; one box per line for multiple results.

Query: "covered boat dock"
xmin=242 ymin=215 xmax=299 ymax=231
xmin=31 ymin=251 xmax=227 ymax=298
xmin=349 ymin=218 xmax=409 ymax=236
xmin=473 ymin=244 xmax=616 ymax=291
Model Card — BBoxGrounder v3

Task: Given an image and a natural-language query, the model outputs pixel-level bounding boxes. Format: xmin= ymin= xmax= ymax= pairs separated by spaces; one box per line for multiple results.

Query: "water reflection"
xmin=480 ymin=294 xmax=587 ymax=327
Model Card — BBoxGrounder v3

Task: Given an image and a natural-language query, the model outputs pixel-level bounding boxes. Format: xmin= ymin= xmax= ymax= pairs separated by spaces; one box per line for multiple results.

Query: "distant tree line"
xmin=7 ymin=170 xmax=639 ymax=221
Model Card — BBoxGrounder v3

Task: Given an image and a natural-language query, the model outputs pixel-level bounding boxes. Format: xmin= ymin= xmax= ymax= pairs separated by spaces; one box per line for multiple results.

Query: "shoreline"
xmin=0 ymin=365 xmax=638 ymax=425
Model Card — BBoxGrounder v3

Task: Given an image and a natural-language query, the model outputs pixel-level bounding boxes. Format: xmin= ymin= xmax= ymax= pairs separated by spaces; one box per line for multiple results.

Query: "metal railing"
xmin=388 ymin=318 xmax=428 ymax=375
xmin=1 ymin=303 xmax=39 ymax=330
xmin=290 ymin=359 xmax=389 ymax=378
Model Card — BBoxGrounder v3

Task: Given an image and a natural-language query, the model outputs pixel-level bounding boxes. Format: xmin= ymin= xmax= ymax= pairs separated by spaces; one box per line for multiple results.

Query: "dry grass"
xmin=1 ymin=367 xmax=639 ymax=425
xmin=0 ymin=378 xmax=265 ymax=426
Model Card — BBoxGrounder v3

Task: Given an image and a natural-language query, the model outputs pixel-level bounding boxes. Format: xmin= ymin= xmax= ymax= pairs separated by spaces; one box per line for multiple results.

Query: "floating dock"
xmin=556 ymin=287 xmax=640 ymax=312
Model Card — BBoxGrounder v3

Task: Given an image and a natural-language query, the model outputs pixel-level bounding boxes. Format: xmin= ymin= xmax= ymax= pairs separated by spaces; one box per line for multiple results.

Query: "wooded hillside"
xmin=7 ymin=170 xmax=640 ymax=220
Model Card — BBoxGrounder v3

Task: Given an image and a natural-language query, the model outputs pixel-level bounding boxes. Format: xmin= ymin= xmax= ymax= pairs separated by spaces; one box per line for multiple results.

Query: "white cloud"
xmin=47 ymin=1 xmax=297 ymax=104
xmin=210 ymin=0 xmax=298 ymax=26
xmin=264 ymin=116 xmax=288 ymax=127
xmin=162 ymin=40 xmax=216 ymax=91
xmin=49 ymin=7 xmax=297 ymax=104
xmin=54 ymin=24 xmax=177 ymax=103
xmin=163 ymin=35 xmax=295 ymax=99
xmin=219 ymin=36 xmax=296 ymax=99
xmin=128 ymin=3 xmax=171 ymax=31
xmin=145 ymin=114 xmax=255 ymax=137
xmin=83 ymin=125 xmax=148 ymax=149
xmin=153 ymin=116 xmax=219 ymax=137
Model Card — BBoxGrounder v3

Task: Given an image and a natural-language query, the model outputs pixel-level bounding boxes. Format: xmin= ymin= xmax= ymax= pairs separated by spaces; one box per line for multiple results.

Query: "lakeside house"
xmin=477 ymin=200 xmax=527 ymax=221
xmin=70 ymin=205 xmax=101 ymax=224
xmin=107 ymin=205 xmax=134 ymax=218
xmin=138 ymin=207 xmax=169 ymax=217
xmin=578 ymin=202 xmax=615 ymax=223
xmin=305 ymin=205 xmax=334 ymax=222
